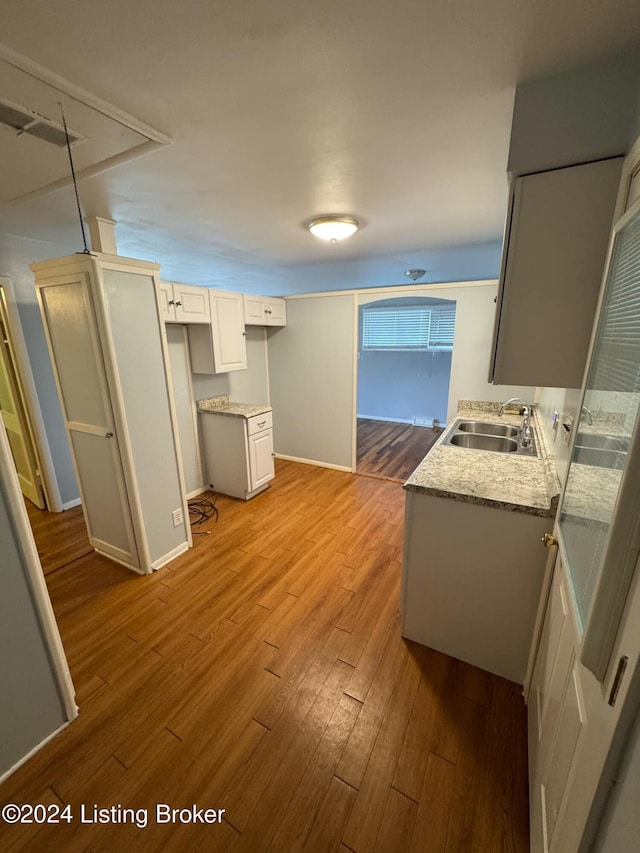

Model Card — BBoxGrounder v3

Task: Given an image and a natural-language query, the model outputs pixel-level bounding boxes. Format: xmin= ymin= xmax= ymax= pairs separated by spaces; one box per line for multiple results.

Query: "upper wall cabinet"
xmin=188 ymin=290 xmax=247 ymax=374
xmin=158 ymin=281 xmax=211 ymax=324
xmin=243 ymin=294 xmax=287 ymax=327
xmin=489 ymin=157 xmax=623 ymax=388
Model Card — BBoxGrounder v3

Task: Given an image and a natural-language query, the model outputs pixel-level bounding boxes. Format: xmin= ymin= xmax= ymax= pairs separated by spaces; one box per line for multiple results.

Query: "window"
xmin=361 ymin=304 xmax=455 ymax=351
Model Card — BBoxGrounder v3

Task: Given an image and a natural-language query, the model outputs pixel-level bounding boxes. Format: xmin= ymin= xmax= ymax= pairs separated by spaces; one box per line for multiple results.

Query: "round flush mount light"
xmin=405 ymin=269 xmax=426 ymax=282
xmin=308 ymin=215 xmax=359 ymax=243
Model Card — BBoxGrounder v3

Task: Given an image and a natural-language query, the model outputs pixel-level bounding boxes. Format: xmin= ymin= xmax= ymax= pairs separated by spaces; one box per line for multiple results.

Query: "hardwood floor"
xmin=2 ymin=460 xmax=529 ymax=852
xmin=25 ymin=499 xmax=92 ymax=575
xmin=356 ymin=419 xmax=443 ymax=482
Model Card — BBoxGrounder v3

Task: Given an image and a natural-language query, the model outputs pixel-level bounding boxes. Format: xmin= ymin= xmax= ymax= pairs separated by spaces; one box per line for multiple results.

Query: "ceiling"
xmin=0 ymin=0 xmax=639 ymax=295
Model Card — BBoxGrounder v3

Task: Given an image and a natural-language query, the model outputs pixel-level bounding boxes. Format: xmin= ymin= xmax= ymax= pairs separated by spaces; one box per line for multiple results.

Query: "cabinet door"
xmin=266 ymin=298 xmax=287 ymax=326
xmin=210 ymin=291 xmax=248 ymax=372
xmin=157 ymin=280 xmax=177 ymax=322
xmin=490 ymin=157 xmax=623 ymax=388
xmin=173 ymin=283 xmax=211 ymax=324
xmin=243 ymin=294 xmax=267 ymax=325
xmin=248 ymin=428 xmax=274 ymax=491
xmin=38 ymin=277 xmax=139 ymax=569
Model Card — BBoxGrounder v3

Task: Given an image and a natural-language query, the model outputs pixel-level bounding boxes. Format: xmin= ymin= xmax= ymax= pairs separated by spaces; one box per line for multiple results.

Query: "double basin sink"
xmin=443 ymin=419 xmax=537 ymax=457
xmin=573 ymin=432 xmax=630 ymax=470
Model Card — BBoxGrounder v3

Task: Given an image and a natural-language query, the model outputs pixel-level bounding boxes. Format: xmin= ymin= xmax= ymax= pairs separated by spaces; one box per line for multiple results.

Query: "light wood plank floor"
xmin=2 ymin=460 xmax=529 ymax=852
xmin=357 ymin=419 xmax=443 ymax=482
xmin=25 ymin=499 xmax=92 ymax=575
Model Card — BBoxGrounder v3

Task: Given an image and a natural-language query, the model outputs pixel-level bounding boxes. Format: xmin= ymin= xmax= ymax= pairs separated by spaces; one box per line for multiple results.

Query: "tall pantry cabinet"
xmin=32 ymin=253 xmax=191 ymax=574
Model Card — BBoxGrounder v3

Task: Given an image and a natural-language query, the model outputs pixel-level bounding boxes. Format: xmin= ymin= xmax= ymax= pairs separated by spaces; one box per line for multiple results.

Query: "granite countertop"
xmin=197 ymin=394 xmax=272 ymax=419
xmin=404 ymin=401 xmax=562 ymax=517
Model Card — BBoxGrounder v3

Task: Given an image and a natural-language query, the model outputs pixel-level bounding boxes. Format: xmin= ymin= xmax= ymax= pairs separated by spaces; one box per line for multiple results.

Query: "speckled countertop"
xmin=197 ymin=394 xmax=272 ymax=419
xmin=404 ymin=401 xmax=562 ymax=517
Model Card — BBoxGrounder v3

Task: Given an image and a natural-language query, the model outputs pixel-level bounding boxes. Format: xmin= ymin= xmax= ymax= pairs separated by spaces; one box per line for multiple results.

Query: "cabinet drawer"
xmin=247 ymin=412 xmax=273 ymax=435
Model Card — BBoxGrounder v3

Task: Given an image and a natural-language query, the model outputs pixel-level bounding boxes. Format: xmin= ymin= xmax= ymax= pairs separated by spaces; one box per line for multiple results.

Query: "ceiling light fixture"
xmin=308 ymin=215 xmax=359 ymax=243
xmin=405 ymin=269 xmax=426 ymax=282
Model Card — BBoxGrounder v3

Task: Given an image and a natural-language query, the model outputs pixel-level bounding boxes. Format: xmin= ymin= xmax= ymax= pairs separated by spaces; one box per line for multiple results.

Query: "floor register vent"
xmin=0 ymin=97 xmax=83 ymax=147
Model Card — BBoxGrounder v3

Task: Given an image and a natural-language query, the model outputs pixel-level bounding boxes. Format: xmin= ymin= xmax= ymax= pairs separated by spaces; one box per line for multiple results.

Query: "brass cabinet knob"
xmin=542 ymin=532 xmax=558 ymax=547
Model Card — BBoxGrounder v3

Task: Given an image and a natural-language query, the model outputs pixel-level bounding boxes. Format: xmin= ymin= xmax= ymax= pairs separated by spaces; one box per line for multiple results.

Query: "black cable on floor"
xmin=188 ymin=495 xmax=218 ymax=530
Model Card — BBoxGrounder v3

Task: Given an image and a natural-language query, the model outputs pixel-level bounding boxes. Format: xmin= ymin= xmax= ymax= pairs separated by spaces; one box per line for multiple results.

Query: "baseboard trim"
xmin=274 ymin=453 xmax=353 ymax=473
xmin=0 ymin=720 xmax=71 ymax=785
xmin=151 ymin=541 xmax=190 ymax=571
xmin=356 ymin=414 xmax=414 ymax=424
xmin=61 ymin=497 xmax=82 ymax=510
xmin=186 ymin=486 xmax=207 ymax=500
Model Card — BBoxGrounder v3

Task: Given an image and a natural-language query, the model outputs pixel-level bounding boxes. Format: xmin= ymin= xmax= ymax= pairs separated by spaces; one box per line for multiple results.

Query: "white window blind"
xmin=362 ymin=305 xmax=455 ymax=351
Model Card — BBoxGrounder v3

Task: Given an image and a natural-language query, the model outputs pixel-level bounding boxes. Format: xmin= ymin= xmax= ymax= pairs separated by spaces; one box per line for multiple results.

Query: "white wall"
xmin=0 ymin=233 xmax=79 ymax=506
xmin=166 ymin=326 xmax=202 ymax=495
xmin=360 ymin=283 xmax=534 ymax=422
xmin=268 ymin=294 xmax=355 ymax=469
xmin=0 ymin=429 xmax=69 ymax=779
xmin=356 ymin=297 xmax=453 ymax=425
xmin=267 ymin=284 xmax=533 ymax=470
xmin=191 ymin=326 xmax=270 ymax=405
xmin=357 ymin=349 xmax=452 ymax=425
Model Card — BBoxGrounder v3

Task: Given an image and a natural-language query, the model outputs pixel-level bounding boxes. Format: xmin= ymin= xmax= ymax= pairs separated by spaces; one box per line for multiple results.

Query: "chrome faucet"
xmin=582 ymin=405 xmax=594 ymax=425
xmin=499 ymin=397 xmax=534 ymax=448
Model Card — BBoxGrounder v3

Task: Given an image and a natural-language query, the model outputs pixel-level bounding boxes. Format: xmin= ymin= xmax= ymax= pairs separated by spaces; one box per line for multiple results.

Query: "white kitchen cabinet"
xmin=401 ymin=489 xmax=548 ymax=683
xmin=158 ymin=280 xmax=211 ymax=324
xmin=188 ymin=290 xmax=247 ymax=374
xmin=243 ymin=294 xmax=287 ymax=327
xmin=489 ymin=157 xmax=623 ymax=388
xmin=200 ymin=410 xmax=274 ymax=500
xmin=33 ymin=253 xmax=191 ymax=574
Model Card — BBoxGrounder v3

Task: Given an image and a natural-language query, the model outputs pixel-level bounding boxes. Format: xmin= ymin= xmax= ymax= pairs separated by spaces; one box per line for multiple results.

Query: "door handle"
xmin=542 ymin=533 xmax=558 ymax=547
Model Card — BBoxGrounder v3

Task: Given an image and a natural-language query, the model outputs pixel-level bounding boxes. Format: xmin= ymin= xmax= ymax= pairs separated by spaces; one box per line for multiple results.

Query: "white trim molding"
xmin=275 ymin=453 xmax=353 ymax=473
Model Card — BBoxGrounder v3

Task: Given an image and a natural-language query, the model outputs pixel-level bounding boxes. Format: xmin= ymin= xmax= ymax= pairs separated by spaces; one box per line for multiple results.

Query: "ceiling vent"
xmin=0 ymin=96 xmax=83 ymax=147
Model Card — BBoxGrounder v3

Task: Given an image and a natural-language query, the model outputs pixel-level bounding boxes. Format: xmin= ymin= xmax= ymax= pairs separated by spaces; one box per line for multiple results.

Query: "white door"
xmin=243 ymin=294 xmax=267 ymax=325
xmin=266 ymin=298 xmax=287 ymax=326
xmin=528 ymin=186 xmax=640 ymax=852
xmin=38 ymin=277 xmax=139 ymax=568
xmin=173 ymin=283 xmax=211 ymax=324
xmin=157 ymin=280 xmax=177 ymax=322
xmin=0 ymin=309 xmax=45 ymax=508
xmin=248 ymin=429 xmax=274 ymax=491
xmin=210 ymin=291 xmax=248 ymax=372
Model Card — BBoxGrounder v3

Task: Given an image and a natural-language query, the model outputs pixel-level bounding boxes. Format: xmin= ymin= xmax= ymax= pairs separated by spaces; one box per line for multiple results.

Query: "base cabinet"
xmin=200 ymin=411 xmax=274 ymax=500
xmin=401 ymin=489 xmax=548 ymax=683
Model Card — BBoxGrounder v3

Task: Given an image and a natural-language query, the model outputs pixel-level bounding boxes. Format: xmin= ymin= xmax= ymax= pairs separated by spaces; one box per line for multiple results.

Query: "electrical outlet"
xmin=413 ymin=417 xmax=431 ymax=427
xmin=172 ymin=508 xmax=183 ymax=527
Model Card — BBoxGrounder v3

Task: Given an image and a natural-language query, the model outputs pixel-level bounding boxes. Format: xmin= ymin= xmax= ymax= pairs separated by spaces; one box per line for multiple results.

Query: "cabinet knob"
xmin=105 ymin=432 xmax=114 ymax=438
xmin=175 ymin=301 xmax=182 ymax=307
xmin=168 ymin=300 xmax=175 ymax=306
xmin=542 ymin=532 xmax=558 ymax=547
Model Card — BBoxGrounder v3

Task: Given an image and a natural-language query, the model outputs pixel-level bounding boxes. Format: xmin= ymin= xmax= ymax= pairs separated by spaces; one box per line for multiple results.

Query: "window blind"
xmin=362 ymin=305 xmax=455 ymax=351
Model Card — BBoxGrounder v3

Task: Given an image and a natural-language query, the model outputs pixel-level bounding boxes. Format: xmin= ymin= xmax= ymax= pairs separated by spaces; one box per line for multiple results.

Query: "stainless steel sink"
xmin=575 ymin=433 xmax=630 ymax=453
xmin=458 ymin=421 xmax=518 ymax=438
xmin=573 ymin=446 xmax=626 ymax=470
xmin=443 ymin=418 xmax=537 ymax=456
xmin=450 ymin=433 xmax=518 ymax=452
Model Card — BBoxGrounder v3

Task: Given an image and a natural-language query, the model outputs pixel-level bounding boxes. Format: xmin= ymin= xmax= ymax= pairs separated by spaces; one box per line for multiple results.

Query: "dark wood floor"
xmin=2 ymin=461 xmax=529 ymax=852
xmin=357 ymin=419 xmax=443 ymax=481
